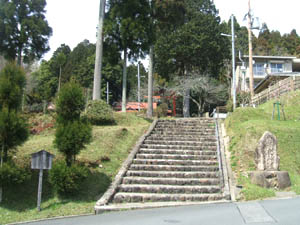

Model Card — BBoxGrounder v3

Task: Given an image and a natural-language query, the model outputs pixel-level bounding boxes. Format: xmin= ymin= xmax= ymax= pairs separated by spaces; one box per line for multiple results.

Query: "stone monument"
xmin=249 ymin=131 xmax=291 ymax=189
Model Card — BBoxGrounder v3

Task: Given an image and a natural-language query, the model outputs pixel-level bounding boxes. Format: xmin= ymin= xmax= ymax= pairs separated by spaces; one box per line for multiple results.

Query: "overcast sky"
xmin=43 ymin=0 xmax=300 ymax=61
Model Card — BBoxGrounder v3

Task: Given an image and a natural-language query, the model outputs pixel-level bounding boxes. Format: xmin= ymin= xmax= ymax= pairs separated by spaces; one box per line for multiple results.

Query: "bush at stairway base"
xmin=85 ymin=100 xmax=115 ymax=125
xmin=49 ymin=161 xmax=88 ymax=196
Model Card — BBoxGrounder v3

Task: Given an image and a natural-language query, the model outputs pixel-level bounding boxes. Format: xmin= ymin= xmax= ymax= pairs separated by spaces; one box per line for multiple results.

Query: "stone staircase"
xmin=110 ymin=118 xmax=229 ymax=204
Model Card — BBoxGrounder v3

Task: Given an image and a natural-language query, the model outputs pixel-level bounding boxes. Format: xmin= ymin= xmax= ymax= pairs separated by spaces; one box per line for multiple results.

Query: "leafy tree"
xmin=171 ymin=74 xmax=228 ymax=116
xmin=0 ymin=63 xmax=29 ymax=202
xmin=0 ymin=0 xmax=52 ymax=65
xmin=54 ymin=82 xmax=92 ymax=166
xmin=155 ymin=0 xmax=230 ymax=117
xmin=105 ymin=0 xmax=151 ymax=112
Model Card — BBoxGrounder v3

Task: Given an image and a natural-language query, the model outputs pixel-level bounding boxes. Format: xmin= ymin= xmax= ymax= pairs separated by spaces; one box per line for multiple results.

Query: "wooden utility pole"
xmin=93 ymin=0 xmax=106 ymax=100
xmin=248 ymin=0 xmax=254 ymax=98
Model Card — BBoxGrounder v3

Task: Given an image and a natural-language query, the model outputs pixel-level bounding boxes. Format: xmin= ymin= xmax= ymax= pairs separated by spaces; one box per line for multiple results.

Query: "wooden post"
xmin=37 ymin=168 xmax=43 ymax=211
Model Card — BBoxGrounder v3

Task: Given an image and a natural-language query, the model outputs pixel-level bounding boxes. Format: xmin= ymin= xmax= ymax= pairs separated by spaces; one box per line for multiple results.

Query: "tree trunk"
xmin=121 ymin=49 xmax=128 ymax=112
xmin=147 ymin=45 xmax=154 ymax=118
xmin=93 ymin=0 xmax=106 ymax=100
xmin=183 ymin=69 xmax=190 ymax=118
xmin=183 ymin=88 xmax=190 ymax=118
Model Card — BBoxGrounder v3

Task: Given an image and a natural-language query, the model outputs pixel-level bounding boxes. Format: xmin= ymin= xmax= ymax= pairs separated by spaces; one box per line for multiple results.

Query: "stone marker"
xmin=255 ymin=131 xmax=280 ymax=171
xmin=249 ymin=131 xmax=291 ymax=189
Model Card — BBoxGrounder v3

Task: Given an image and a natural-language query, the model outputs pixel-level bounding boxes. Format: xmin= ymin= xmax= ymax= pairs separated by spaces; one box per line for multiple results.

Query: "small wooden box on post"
xmin=31 ymin=150 xmax=54 ymax=211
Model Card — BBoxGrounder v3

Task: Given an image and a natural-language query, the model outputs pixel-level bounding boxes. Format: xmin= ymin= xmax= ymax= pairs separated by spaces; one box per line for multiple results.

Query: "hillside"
xmin=225 ymin=90 xmax=300 ymax=200
xmin=0 ymin=113 xmax=152 ymax=224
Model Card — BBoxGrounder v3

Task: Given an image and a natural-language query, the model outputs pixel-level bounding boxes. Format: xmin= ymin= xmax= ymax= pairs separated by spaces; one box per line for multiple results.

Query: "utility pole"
xmin=231 ymin=15 xmax=236 ymax=110
xmin=93 ymin=0 xmax=106 ymax=100
xmin=248 ymin=0 xmax=255 ymax=99
xmin=137 ymin=62 xmax=141 ymax=111
xmin=147 ymin=46 xmax=154 ymax=117
xmin=106 ymin=82 xmax=109 ymax=104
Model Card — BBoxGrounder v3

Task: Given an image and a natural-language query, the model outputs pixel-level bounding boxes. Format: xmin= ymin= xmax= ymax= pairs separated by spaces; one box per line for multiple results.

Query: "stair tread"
xmin=119 ymin=184 xmax=220 ymax=189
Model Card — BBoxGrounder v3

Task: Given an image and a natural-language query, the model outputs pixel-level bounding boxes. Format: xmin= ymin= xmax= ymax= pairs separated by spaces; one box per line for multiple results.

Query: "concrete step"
xmin=129 ymin=164 xmax=219 ymax=172
xmin=113 ymin=193 xmax=224 ymax=203
xmin=147 ymin=136 xmax=216 ymax=142
xmin=153 ymin=128 xmax=215 ymax=133
xmin=118 ymin=184 xmax=221 ymax=194
xmin=139 ymin=149 xmax=217 ymax=155
xmin=135 ymin=153 xmax=217 ymax=161
xmin=122 ymin=177 xmax=220 ymax=186
xmin=151 ymin=131 xmax=215 ymax=136
xmin=144 ymin=140 xmax=217 ymax=146
xmin=140 ymin=144 xmax=217 ymax=151
xmin=125 ymin=170 xmax=219 ymax=178
xmin=155 ymin=125 xmax=215 ymax=129
xmin=132 ymin=159 xmax=218 ymax=166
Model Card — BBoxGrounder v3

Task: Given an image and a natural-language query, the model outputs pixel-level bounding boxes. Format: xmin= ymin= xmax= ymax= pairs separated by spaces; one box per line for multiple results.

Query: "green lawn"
xmin=0 ymin=112 xmax=152 ymax=224
xmin=225 ymin=90 xmax=300 ymax=200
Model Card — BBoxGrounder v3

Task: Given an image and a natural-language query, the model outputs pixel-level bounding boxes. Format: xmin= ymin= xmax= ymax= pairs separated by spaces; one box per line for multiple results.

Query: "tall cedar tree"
xmin=54 ymin=82 xmax=92 ymax=166
xmin=0 ymin=0 xmax=52 ymax=65
xmin=0 ymin=63 xmax=29 ymax=203
xmin=105 ymin=0 xmax=151 ymax=112
xmin=0 ymin=63 xmax=28 ymax=162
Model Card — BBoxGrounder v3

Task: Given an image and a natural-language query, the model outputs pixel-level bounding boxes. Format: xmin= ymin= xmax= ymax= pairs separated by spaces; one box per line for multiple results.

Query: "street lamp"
xmin=221 ymin=14 xmax=236 ymax=110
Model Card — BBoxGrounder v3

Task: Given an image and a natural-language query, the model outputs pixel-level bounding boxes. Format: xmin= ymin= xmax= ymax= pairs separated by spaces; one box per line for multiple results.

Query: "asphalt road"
xmin=20 ymin=197 xmax=300 ymax=225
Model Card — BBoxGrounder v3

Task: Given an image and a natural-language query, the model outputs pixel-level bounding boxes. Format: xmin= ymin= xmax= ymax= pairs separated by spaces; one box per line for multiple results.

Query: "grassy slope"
xmin=225 ymin=90 xmax=300 ymax=200
xmin=0 ymin=113 xmax=152 ymax=224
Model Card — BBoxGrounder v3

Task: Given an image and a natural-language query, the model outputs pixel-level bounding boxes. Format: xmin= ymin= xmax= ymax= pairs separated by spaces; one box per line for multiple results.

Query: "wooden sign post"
xmin=31 ymin=150 xmax=54 ymax=211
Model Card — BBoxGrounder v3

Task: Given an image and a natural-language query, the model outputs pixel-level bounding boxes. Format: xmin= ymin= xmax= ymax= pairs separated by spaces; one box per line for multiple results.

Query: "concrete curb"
xmin=96 ymin=200 xmax=231 ymax=212
xmin=94 ymin=119 xmax=158 ymax=213
xmin=215 ymin=119 xmax=231 ymax=200
xmin=220 ymin=122 xmax=237 ymax=201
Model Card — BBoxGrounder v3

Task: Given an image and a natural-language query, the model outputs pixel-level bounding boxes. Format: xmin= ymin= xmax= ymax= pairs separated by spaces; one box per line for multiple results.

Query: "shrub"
xmin=54 ymin=119 xmax=92 ymax=166
xmin=226 ymin=98 xmax=233 ymax=112
xmin=155 ymin=103 xmax=169 ymax=117
xmin=85 ymin=100 xmax=115 ymax=125
xmin=0 ymin=162 xmax=31 ymax=187
xmin=55 ymin=82 xmax=92 ymax=166
xmin=48 ymin=161 xmax=88 ymax=196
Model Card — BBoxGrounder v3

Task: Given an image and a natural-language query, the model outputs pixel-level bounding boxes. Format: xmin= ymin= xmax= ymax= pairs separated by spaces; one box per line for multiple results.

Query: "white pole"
xmin=231 ymin=15 xmax=236 ymax=110
xmin=106 ymin=82 xmax=109 ymax=104
xmin=93 ymin=0 xmax=106 ymax=100
xmin=137 ymin=62 xmax=141 ymax=111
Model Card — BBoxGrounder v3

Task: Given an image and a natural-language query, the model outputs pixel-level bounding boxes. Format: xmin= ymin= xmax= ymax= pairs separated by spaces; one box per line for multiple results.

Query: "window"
xmin=271 ymin=63 xmax=283 ymax=73
xmin=253 ymin=63 xmax=265 ymax=76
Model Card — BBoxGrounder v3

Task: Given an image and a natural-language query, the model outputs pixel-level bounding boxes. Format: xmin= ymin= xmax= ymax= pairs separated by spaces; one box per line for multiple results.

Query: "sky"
xmin=43 ymin=0 xmax=300 ymax=61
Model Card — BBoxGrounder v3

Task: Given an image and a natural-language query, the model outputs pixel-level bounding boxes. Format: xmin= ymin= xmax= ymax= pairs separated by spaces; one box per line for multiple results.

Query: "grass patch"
xmin=0 ymin=112 xmax=152 ymax=224
xmin=225 ymin=90 xmax=300 ymax=200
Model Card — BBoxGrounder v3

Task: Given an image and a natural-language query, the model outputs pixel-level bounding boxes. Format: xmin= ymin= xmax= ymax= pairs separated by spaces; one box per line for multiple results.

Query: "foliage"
xmin=0 ymin=0 xmax=52 ymax=64
xmin=85 ymin=100 xmax=115 ymax=125
xmin=0 ymin=162 xmax=31 ymax=187
xmin=0 ymin=63 xmax=28 ymax=162
xmin=155 ymin=0 xmax=230 ymax=80
xmin=155 ymin=103 xmax=169 ymax=118
xmin=171 ymin=74 xmax=228 ymax=115
xmin=54 ymin=82 xmax=92 ymax=166
xmin=48 ymin=161 xmax=88 ymax=196
xmin=56 ymin=82 xmax=86 ymax=123
xmin=0 ymin=108 xmax=29 ymax=161
xmin=226 ymin=98 xmax=233 ymax=112
xmin=0 ymin=63 xmax=26 ymax=111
